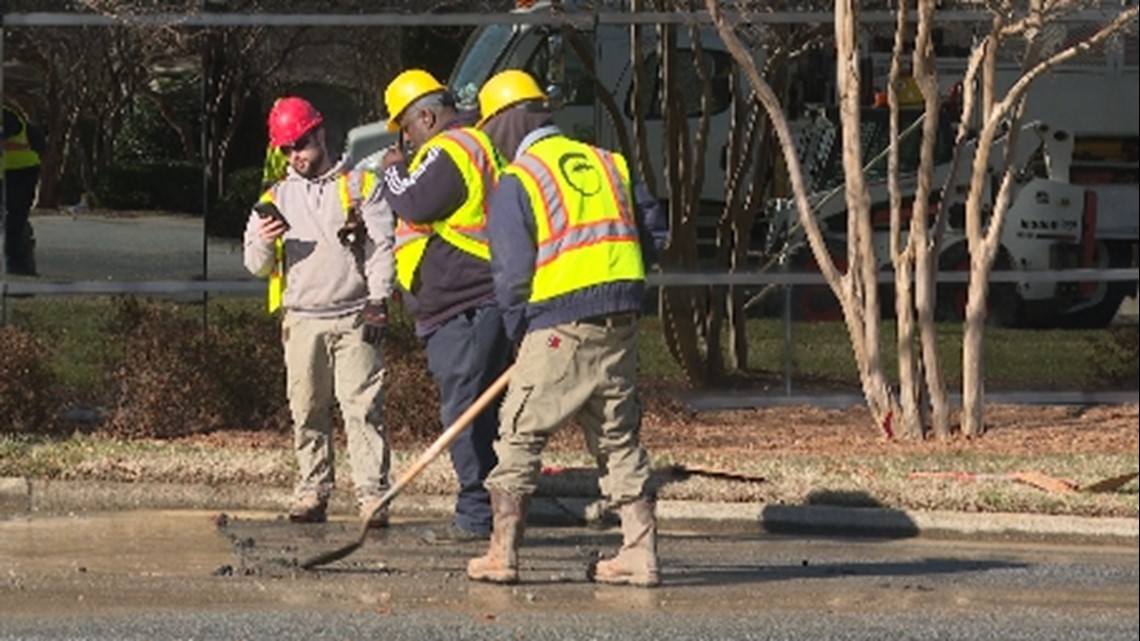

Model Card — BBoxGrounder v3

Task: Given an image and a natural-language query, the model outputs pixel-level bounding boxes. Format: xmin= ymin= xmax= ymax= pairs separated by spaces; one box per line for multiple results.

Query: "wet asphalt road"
xmin=0 ymin=510 xmax=1136 ymax=640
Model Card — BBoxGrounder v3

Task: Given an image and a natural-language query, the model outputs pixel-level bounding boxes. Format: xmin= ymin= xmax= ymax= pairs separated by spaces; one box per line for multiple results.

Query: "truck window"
xmin=451 ymin=24 xmax=515 ymax=109
xmin=519 ymin=32 xmax=595 ymax=107
xmin=629 ymin=49 xmax=733 ymax=120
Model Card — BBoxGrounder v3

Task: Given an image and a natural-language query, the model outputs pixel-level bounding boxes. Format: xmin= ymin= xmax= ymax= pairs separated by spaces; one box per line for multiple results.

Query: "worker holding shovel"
xmin=467 ymin=70 xmax=668 ymax=587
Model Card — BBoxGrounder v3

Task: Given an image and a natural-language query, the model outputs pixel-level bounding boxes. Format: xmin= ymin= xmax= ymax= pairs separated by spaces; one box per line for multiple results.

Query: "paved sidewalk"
xmin=2 ymin=477 xmax=1136 ymax=546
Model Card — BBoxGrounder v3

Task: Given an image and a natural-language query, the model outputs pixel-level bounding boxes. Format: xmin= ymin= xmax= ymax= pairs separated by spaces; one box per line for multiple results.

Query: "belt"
xmin=578 ymin=312 xmax=637 ymax=328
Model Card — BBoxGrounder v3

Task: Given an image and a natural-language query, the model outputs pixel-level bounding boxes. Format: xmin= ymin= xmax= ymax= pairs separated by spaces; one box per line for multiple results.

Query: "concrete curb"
xmin=3 ymin=477 xmax=1136 ymax=546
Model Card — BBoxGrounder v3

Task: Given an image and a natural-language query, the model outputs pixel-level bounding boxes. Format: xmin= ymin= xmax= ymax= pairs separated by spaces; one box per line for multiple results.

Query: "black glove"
xmin=357 ymin=299 xmax=388 ymax=345
xmin=338 ymin=207 xmax=365 ymax=248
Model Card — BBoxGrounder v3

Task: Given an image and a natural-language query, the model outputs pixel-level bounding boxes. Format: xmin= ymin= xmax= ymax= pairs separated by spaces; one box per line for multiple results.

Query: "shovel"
xmin=299 ymin=364 xmax=513 ymax=570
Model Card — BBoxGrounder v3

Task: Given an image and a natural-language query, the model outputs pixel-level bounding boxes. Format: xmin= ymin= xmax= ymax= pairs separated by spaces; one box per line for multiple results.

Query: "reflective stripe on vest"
xmin=4 ymin=109 xmax=41 ymax=171
xmin=393 ymin=127 xmax=499 ymax=291
xmin=264 ymin=170 xmax=375 ymax=312
xmin=504 ymin=136 xmax=644 ymax=303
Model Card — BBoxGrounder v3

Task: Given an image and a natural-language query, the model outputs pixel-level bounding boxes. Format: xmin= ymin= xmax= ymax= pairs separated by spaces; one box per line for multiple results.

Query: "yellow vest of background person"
xmin=261 ymin=143 xmax=288 ymax=189
xmin=3 ymin=105 xmax=41 ymax=170
xmin=502 ymin=135 xmax=644 ymax=301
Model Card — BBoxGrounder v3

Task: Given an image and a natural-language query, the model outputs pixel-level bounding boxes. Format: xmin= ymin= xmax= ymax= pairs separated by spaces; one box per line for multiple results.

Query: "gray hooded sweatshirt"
xmin=243 ymin=157 xmax=395 ymax=317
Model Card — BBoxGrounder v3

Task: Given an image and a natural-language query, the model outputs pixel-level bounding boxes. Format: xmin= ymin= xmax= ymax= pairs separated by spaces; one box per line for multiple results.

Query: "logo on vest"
xmin=558 ymin=152 xmax=602 ymax=197
xmin=546 ymin=334 xmax=561 ymax=349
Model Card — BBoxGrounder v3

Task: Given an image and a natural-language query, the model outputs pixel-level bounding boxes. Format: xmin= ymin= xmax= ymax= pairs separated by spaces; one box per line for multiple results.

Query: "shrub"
xmin=383 ymin=299 xmax=441 ymax=442
xmin=98 ymin=297 xmax=441 ymax=440
xmin=102 ymin=298 xmax=289 ymax=437
xmin=1089 ymin=326 xmax=1140 ymax=387
xmin=102 ymin=298 xmax=230 ymax=437
xmin=0 ymin=325 xmax=59 ymax=434
xmin=93 ymin=162 xmax=205 ymax=213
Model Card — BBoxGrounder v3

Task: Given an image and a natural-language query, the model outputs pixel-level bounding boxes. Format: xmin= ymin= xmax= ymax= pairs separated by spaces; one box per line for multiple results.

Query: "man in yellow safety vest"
xmin=3 ymin=103 xmax=43 ymax=276
xmin=465 ymin=70 xmax=668 ymax=587
xmin=378 ymin=69 xmax=512 ymax=544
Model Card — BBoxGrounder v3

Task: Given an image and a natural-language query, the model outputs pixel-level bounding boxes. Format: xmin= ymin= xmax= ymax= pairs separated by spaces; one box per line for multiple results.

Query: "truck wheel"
xmin=935 ymin=244 xmax=1023 ymax=326
xmin=1057 ymin=241 xmax=1135 ymax=329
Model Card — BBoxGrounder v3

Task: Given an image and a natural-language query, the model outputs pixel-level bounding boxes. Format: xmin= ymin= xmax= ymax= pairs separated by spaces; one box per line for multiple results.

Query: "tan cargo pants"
xmin=486 ymin=316 xmax=651 ymax=504
xmin=282 ymin=312 xmax=390 ymax=503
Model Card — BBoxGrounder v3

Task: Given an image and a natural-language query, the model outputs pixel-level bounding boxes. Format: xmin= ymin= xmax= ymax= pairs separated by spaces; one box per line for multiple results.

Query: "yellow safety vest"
xmin=260 ymin=170 xmax=377 ymax=312
xmin=261 ymin=143 xmax=288 ymax=188
xmin=503 ymin=136 xmax=644 ymax=302
xmin=3 ymin=107 xmax=41 ymax=171
xmin=393 ymin=127 xmax=500 ymax=291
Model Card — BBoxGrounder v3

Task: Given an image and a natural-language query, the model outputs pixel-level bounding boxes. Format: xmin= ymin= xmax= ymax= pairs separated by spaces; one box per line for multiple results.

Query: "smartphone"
xmin=254 ymin=201 xmax=290 ymax=231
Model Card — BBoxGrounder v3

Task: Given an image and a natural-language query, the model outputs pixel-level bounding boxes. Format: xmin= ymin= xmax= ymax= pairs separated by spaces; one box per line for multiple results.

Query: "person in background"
xmin=466 ymin=70 xmax=668 ymax=587
xmin=243 ymin=96 xmax=395 ymax=527
xmin=378 ymin=69 xmax=511 ymax=544
xmin=3 ymin=102 xmax=44 ymax=276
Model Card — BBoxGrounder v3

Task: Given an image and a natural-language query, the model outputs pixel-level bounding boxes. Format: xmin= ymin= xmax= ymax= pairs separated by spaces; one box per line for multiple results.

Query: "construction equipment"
xmin=766 ymin=19 xmax=1139 ymax=327
xmin=767 ymin=109 xmax=1138 ymax=328
xmin=299 ymin=365 xmax=513 ymax=570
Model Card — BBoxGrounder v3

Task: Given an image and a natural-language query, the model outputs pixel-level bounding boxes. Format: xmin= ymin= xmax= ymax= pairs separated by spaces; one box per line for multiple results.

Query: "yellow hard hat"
xmin=477 ymin=69 xmax=547 ymax=127
xmin=384 ymin=69 xmax=447 ymax=132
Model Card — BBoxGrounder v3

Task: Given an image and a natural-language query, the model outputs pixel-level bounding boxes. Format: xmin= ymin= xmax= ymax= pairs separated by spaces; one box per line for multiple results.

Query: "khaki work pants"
xmin=282 ymin=312 xmax=390 ymax=503
xmin=486 ymin=317 xmax=651 ymax=504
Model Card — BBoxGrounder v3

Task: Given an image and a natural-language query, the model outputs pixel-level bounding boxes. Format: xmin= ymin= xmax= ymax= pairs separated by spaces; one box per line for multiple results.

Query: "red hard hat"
xmin=268 ymin=96 xmax=323 ymax=147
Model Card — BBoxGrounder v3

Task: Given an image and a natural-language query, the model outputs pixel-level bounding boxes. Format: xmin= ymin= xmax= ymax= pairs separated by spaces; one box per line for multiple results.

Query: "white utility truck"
xmin=346 ymin=1 xmax=1137 ymax=327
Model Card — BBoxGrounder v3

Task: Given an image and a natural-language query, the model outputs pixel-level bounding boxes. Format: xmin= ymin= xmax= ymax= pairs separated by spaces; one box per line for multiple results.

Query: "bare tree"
xmin=3 ymin=0 xmax=414 ymax=204
xmin=953 ymin=1 xmax=1138 ymax=436
xmin=708 ymin=0 xmax=896 ymax=434
xmin=885 ymin=0 xmax=952 ymax=439
xmin=636 ymin=0 xmax=831 ymax=387
xmin=709 ymin=0 xmax=1136 ymax=438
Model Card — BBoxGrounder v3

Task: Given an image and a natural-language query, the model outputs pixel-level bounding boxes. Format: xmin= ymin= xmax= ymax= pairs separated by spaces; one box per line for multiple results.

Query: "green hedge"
xmin=93 ymin=162 xmax=206 ymax=213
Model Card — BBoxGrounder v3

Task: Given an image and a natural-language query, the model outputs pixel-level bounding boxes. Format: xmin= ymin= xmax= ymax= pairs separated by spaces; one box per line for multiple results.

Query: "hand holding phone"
xmin=254 ymin=201 xmax=290 ymax=231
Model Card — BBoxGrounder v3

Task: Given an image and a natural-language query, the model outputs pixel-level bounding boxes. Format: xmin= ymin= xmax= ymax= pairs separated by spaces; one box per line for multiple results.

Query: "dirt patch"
xmin=176 ymin=402 xmax=1139 ymax=459
xmin=637 ymin=403 xmax=1139 ymax=459
xmin=143 ymin=400 xmax=1140 ymax=519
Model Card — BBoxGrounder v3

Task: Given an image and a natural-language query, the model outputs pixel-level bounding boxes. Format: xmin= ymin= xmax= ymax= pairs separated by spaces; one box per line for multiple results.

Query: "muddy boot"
xmin=588 ymin=498 xmax=660 ymax=587
xmin=287 ymin=493 xmax=327 ymax=523
xmin=466 ymin=489 xmax=529 ymax=584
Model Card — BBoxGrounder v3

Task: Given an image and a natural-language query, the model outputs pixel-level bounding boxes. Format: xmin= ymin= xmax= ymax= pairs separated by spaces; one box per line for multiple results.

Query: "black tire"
xmin=935 ymin=243 xmax=1024 ymax=326
xmin=1057 ymin=241 xmax=1135 ymax=329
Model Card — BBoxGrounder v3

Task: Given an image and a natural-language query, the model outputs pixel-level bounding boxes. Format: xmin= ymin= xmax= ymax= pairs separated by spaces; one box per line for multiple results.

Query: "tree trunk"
xmin=835 ymin=0 xmax=897 ymax=436
xmin=887 ymin=0 xmax=923 ymax=440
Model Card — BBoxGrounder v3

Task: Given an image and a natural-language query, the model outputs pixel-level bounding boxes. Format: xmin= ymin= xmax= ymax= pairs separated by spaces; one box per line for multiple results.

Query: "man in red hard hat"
xmin=244 ymin=96 xmax=397 ymax=528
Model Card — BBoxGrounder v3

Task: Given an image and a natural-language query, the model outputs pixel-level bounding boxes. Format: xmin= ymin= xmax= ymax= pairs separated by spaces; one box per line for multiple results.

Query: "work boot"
xmin=288 ymin=493 xmax=327 ymax=523
xmin=587 ymin=498 xmax=660 ymax=587
xmin=466 ymin=489 xmax=529 ymax=584
xmin=358 ymin=497 xmax=390 ymax=529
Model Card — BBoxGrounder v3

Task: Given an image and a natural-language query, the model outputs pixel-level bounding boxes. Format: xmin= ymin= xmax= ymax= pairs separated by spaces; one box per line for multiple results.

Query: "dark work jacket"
xmin=382 ymin=110 xmax=495 ymax=337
